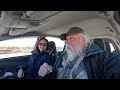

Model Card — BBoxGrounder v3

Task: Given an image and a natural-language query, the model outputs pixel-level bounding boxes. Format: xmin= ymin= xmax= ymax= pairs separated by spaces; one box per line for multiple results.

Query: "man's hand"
xmin=38 ymin=63 xmax=53 ymax=77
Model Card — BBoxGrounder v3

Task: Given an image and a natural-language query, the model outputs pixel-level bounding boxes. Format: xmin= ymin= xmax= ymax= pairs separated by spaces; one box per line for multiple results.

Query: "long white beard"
xmin=67 ymin=50 xmax=77 ymax=62
xmin=66 ymin=44 xmax=86 ymax=63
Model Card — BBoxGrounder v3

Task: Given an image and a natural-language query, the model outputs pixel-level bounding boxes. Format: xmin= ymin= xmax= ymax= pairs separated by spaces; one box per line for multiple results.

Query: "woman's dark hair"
xmin=33 ymin=37 xmax=49 ymax=54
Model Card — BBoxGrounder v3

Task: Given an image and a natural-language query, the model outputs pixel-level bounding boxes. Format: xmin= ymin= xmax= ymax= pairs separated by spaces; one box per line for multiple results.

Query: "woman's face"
xmin=38 ymin=39 xmax=47 ymax=52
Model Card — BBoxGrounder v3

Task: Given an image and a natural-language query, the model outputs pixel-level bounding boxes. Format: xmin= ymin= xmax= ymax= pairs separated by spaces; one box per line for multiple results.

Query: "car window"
xmin=0 ymin=36 xmax=38 ymax=59
xmin=46 ymin=36 xmax=65 ymax=52
xmin=94 ymin=38 xmax=118 ymax=53
xmin=108 ymin=42 xmax=116 ymax=52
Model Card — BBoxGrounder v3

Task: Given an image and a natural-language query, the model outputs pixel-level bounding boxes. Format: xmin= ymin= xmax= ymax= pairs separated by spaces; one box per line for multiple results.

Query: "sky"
xmin=0 ymin=36 xmax=65 ymax=47
xmin=0 ymin=36 xmax=38 ymax=47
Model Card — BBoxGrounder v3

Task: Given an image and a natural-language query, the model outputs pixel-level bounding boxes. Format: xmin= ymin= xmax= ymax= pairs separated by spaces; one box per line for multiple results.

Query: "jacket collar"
xmin=85 ymin=44 xmax=104 ymax=57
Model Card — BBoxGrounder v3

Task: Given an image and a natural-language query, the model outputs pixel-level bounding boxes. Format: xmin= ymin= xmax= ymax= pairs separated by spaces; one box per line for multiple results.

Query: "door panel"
xmin=0 ymin=55 xmax=30 ymax=78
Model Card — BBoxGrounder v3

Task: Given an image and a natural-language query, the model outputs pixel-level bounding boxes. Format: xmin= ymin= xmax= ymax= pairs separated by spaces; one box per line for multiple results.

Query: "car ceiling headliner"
xmin=0 ymin=11 xmax=117 ymax=40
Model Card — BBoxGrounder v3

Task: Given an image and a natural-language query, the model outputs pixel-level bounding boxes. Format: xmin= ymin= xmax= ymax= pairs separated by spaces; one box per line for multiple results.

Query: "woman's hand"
xmin=17 ymin=68 xmax=24 ymax=78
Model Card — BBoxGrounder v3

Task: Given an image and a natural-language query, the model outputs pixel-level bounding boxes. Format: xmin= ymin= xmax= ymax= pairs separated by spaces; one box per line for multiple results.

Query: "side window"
xmin=0 ymin=36 xmax=38 ymax=59
xmin=94 ymin=38 xmax=117 ymax=52
xmin=104 ymin=40 xmax=117 ymax=52
xmin=108 ymin=42 xmax=116 ymax=52
xmin=46 ymin=37 xmax=65 ymax=52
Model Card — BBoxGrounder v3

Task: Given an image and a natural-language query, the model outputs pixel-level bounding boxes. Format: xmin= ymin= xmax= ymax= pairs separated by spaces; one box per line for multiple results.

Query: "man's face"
xmin=66 ymin=33 xmax=86 ymax=53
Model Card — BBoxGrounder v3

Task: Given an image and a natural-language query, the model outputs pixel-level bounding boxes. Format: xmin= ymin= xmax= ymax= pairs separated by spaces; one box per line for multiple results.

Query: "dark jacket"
xmin=22 ymin=51 xmax=52 ymax=79
xmin=52 ymin=44 xmax=120 ymax=79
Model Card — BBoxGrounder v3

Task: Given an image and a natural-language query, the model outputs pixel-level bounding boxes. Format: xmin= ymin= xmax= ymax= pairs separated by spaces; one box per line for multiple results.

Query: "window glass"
xmin=0 ymin=36 xmax=38 ymax=59
xmin=46 ymin=37 xmax=65 ymax=51
xmin=109 ymin=42 xmax=115 ymax=52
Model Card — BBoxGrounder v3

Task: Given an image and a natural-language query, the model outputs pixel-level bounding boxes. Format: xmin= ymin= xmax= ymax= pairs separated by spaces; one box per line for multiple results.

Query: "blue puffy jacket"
xmin=23 ymin=51 xmax=52 ymax=79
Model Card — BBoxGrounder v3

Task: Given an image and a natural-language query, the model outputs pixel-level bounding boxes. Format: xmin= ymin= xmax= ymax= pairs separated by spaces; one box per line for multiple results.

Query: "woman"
xmin=17 ymin=37 xmax=52 ymax=79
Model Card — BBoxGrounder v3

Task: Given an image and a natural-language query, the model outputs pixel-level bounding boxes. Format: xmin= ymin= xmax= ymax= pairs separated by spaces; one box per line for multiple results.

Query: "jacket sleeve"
xmin=16 ymin=55 xmax=33 ymax=72
xmin=36 ymin=54 xmax=53 ymax=79
xmin=23 ymin=54 xmax=35 ymax=79
xmin=42 ymin=54 xmax=52 ymax=65
xmin=23 ymin=55 xmax=34 ymax=71
xmin=99 ymin=51 xmax=120 ymax=79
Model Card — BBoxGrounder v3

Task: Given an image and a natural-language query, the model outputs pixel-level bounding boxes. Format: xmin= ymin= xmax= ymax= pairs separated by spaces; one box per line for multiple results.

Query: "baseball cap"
xmin=60 ymin=27 xmax=84 ymax=40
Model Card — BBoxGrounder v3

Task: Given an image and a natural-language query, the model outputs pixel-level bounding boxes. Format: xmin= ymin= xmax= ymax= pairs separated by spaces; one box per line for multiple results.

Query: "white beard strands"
xmin=66 ymin=44 xmax=85 ymax=63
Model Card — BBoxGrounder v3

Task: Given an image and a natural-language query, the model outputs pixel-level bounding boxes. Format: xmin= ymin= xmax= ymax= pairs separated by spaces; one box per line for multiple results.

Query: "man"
xmin=38 ymin=27 xmax=120 ymax=79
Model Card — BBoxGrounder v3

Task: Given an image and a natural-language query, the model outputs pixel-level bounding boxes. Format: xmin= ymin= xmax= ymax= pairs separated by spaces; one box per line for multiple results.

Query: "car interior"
xmin=0 ymin=11 xmax=120 ymax=79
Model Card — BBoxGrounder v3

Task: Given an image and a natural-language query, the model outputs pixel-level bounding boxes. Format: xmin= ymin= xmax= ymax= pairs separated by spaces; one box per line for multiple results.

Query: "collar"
xmin=85 ymin=43 xmax=104 ymax=57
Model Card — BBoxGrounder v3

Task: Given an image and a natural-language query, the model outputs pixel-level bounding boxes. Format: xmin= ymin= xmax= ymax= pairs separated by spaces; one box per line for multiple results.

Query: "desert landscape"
xmin=0 ymin=47 xmax=33 ymax=54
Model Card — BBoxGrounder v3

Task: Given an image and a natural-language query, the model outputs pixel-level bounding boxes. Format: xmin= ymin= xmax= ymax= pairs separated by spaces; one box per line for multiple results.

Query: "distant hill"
xmin=0 ymin=47 xmax=33 ymax=54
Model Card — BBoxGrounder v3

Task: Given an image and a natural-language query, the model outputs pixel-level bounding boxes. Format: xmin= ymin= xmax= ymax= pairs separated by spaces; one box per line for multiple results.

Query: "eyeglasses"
xmin=39 ymin=43 xmax=47 ymax=46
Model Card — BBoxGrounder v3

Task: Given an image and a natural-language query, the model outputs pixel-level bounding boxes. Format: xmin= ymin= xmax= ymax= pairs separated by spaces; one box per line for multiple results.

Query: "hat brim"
xmin=60 ymin=27 xmax=84 ymax=40
xmin=60 ymin=32 xmax=78 ymax=40
xmin=60 ymin=34 xmax=67 ymax=40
